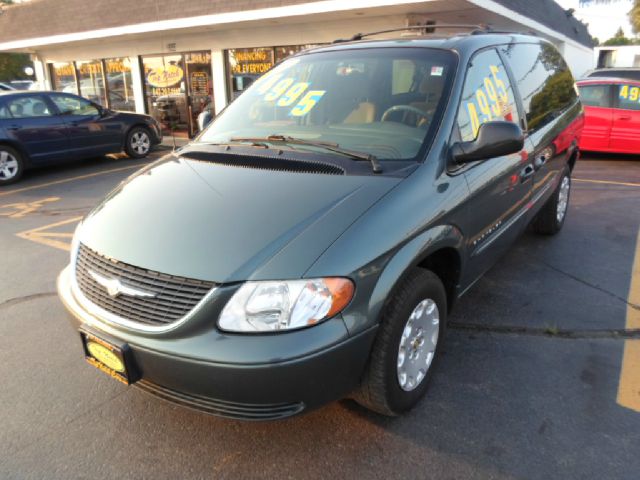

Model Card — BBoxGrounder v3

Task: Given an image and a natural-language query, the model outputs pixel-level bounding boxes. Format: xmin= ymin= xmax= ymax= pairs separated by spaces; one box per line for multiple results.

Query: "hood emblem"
xmin=88 ymin=270 xmax=156 ymax=299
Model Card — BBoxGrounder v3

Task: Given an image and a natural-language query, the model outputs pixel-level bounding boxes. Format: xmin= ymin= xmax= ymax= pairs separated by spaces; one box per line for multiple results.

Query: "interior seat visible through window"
xmin=9 ymin=103 xmax=23 ymax=117
xmin=409 ymin=74 xmax=445 ymax=126
xmin=327 ymin=70 xmax=376 ymax=124
xmin=32 ymin=101 xmax=48 ymax=116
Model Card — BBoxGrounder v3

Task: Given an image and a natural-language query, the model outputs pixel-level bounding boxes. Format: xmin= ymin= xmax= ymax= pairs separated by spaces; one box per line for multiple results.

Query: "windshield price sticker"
xmin=277 ymin=82 xmax=310 ymax=106
xmin=620 ymin=85 xmax=640 ymax=102
xmin=290 ymin=91 xmax=326 ymax=116
xmin=254 ymin=73 xmax=284 ymax=95
xmin=264 ymin=78 xmax=295 ymax=101
xmin=257 ymin=75 xmax=326 ymax=116
xmin=465 ymin=65 xmax=512 ymax=138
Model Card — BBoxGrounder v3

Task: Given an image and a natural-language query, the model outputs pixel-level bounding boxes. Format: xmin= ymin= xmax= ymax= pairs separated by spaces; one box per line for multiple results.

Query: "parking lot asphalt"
xmin=0 ymin=150 xmax=639 ymax=479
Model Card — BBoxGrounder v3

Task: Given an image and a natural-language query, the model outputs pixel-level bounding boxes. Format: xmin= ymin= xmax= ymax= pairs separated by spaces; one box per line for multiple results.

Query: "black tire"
xmin=124 ymin=126 xmax=153 ymax=159
xmin=532 ymin=167 xmax=571 ymax=235
xmin=354 ymin=268 xmax=447 ymax=416
xmin=0 ymin=145 xmax=24 ymax=186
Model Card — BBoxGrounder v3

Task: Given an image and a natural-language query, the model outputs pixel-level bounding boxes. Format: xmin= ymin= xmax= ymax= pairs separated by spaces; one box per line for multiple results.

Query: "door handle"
xmin=520 ymin=164 xmax=535 ymax=182
xmin=533 ymin=155 xmax=547 ymax=170
xmin=6 ymin=125 xmax=21 ymax=131
xmin=617 ymin=115 xmax=632 ymax=121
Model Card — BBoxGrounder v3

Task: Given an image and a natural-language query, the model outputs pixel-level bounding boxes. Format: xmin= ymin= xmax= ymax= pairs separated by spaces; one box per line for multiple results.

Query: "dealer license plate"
xmin=79 ymin=330 xmax=138 ymax=385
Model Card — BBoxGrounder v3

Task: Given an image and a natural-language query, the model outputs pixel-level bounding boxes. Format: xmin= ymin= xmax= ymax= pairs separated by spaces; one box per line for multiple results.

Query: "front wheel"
xmin=125 ymin=127 xmax=152 ymax=159
xmin=354 ymin=268 xmax=447 ymax=416
xmin=532 ymin=167 xmax=571 ymax=235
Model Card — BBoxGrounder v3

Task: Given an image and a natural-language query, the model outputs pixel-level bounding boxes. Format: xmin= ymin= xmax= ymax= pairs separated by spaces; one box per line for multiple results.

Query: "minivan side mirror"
xmin=451 ymin=121 xmax=524 ymax=164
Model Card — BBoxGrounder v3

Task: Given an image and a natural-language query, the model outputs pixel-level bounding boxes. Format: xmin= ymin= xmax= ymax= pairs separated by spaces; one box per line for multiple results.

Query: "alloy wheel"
xmin=0 ymin=150 xmax=19 ymax=180
xmin=131 ymin=131 xmax=151 ymax=155
xmin=556 ymin=176 xmax=570 ymax=223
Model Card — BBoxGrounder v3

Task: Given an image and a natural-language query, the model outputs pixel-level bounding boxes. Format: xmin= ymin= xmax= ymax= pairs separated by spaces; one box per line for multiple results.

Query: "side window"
xmin=616 ymin=84 xmax=640 ymax=111
xmin=50 ymin=94 xmax=99 ymax=116
xmin=5 ymin=96 xmax=53 ymax=118
xmin=456 ymin=49 xmax=520 ymax=142
xmin=500 ymin=43 xmax=577 ymax=133
xmin=0 ymin=104 xmax=11 ymax=119
xmin=578 ymin=85 xmax=612 ymax=107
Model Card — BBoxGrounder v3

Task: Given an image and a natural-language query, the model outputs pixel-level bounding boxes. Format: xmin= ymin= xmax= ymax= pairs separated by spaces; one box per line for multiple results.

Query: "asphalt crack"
xmin=449 ymin=322 xmax=640 ymax=339
xmin=0 ymin=292 xmax=57 ymax=310
xmin=536 ymin=257 xmax=640 ymax=312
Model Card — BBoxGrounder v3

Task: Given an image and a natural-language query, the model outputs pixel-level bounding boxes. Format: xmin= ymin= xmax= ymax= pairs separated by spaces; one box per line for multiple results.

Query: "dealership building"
xmin=0 ymin=0 xmax=593 ymax=137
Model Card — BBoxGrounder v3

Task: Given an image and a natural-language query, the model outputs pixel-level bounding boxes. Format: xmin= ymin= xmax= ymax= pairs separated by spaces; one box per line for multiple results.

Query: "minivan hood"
xmin=79 ymin=154 xmax=400 ymax=282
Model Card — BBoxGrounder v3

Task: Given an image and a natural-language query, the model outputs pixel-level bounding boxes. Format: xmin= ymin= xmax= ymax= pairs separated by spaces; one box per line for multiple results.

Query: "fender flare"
xmin=356 ymin=224 xmax=465 ymax=335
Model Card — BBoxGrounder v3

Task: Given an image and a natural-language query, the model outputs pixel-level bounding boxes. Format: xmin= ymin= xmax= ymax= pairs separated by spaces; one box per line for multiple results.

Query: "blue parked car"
xmin=0 ymin=91 xmax=162 ymax=185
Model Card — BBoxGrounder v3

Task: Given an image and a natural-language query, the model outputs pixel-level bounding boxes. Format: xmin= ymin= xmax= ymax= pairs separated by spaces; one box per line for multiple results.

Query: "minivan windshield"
xmin=197 ymin=48 xmax=456 ymax=162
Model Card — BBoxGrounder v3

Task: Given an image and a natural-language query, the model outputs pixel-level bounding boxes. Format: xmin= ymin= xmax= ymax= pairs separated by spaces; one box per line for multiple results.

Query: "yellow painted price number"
xmin=277 ymin=82 xmax=310 ymax=106
xmin=260 ymin=76 xmax=326 ymax=116
xmin=264 ymin=78 xmax=295 ymax=101
xmin=254 ymin=73 xmax=283 ymax=95
xmin=290 ymin=91 xmax=326 ymax=116
xmin=466 ymin=65 xmax=512 ymax=138
xmin=620 ymin=85 xmax=640 ymax=102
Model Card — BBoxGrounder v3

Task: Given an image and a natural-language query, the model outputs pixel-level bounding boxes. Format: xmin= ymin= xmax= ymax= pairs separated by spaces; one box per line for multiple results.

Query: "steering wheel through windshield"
xmin=381 ymin=105 xmax=430 ymax=127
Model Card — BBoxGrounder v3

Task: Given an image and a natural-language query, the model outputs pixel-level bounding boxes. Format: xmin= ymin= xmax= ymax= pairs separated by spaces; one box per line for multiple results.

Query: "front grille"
xmin=75 ymin=243 xmax=216 ymax=327
xmin=135 ymin=380 xmax=305 ymax=420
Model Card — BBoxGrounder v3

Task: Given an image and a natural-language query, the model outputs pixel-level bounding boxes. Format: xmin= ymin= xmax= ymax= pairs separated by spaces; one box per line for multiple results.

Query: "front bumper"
xmin=57 ymin=265 xmax=376 ymax=420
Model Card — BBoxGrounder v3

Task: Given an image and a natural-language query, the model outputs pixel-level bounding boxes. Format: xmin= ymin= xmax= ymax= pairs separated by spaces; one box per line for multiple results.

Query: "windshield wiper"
xmin=198 ymin=140 xmax=270 ymax=149
xmin=230 ymin=135 xmax=382 ymax=174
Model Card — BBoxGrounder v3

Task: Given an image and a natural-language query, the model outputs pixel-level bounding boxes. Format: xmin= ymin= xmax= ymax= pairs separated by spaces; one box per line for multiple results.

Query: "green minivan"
xmin=58 ymin=29 xmax=583 ymax=419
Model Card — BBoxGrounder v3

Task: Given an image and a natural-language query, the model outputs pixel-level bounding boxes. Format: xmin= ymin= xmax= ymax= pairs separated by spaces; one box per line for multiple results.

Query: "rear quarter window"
xmin=500 ymin=43 xmax=577 ymax=133
xmin=578 ymin=85 xmax=612 ymax=107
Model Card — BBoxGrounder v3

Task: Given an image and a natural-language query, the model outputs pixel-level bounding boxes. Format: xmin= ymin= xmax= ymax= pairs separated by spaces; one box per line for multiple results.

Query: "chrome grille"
xmin=74 ymin=243 xmax=216 ymax=327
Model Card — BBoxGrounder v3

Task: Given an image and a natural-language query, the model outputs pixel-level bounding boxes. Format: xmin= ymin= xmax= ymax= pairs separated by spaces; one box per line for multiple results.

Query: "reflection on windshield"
xmin=198 ymin=48 xmax=455 ymax=161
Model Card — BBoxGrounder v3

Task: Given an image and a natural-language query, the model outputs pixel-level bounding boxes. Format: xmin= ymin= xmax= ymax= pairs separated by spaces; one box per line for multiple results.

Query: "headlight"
xmin=218 ymin=278 xmax=354 ymax=332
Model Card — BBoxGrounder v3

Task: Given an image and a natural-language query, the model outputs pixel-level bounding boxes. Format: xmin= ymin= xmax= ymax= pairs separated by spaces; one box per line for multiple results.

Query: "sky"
xmin=556 ymin=0 xmax=634 ymax=41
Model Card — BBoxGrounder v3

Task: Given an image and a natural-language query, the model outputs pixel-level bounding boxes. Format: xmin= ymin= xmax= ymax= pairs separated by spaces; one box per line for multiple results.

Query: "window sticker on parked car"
xmin=465 ymin=65 xmax=512 ymax=138
xmin=264 ymin=78 xmax=296 ymax=101
xmin=289 ymin=90 xmax=326 ymax=116
xmin=255 ymin=75 xmax=326 ymax=116
xmin=619 ymin=84 xmax=640 ymax=102
xmin=276 ymin=82 xmax=311 ymax=106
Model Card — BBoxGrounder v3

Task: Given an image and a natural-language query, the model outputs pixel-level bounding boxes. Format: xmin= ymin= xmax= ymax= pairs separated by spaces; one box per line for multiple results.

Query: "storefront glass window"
xmin=184 ymin=51 xmax=213 ymax=135
xmin=274 ymin=45 xmax=317 ymax=63
xmin=227 ymin=48 xmax=274 ymax=100
xmin=50 ymin=62 xmax=76 ymax=93
xmin=143 ymin=54 xmax=187 ymax=136
xmin=75 ymin=60 xmax=107 ymax=106
xmin=227 ymin=45 xmax=321 ymax=100
xmin=142 ymin=51 xmax=212 ymax=137
xmin=105 ymin=57 xmax=135 ymax=112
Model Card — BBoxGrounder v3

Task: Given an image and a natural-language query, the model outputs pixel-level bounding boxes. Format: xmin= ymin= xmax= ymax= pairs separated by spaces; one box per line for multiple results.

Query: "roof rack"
xmin=332 ymin=24 xmax=491 ymax=43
